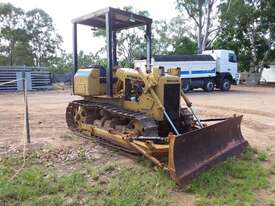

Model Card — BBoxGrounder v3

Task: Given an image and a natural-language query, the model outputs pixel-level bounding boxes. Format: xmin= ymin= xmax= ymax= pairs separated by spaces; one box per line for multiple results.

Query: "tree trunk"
xmin=9 ymin=38 xmax=16 ymax=66
xmin=248 ymin=27 xmax=258 ymax=73
xmin=257 ymin=41 xmax=272 ymax=84
xmin=197 ymin=3 xmax=203 ymax=54
xmin=201 ymin=0 xmax=213 ymax=52
xmin=248 ymin=23 xmax=272 ymax=84
xmin=197 ymin=27 xmax=202 ymax=53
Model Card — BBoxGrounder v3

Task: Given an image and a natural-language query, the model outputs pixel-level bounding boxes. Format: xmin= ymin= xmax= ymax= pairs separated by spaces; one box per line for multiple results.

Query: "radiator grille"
xmin=164 ymin=84 xmax=180 ymax=120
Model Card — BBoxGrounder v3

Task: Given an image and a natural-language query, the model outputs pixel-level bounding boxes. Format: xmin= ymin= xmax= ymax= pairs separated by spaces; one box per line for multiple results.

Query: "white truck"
xmin=134 ymin=49 xmax=240 ymax=92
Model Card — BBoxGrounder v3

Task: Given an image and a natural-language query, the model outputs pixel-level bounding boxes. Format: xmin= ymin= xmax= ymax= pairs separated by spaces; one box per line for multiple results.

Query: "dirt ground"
xmin=0 ymin=89 xmax=80 ymax=152
xmin=0 ymin=85 xmax=274 ymax=153
xmin=188 ymin=85 xmax=275 ymax=153
xmin=0 ymin=85 xmax=274 ymax=205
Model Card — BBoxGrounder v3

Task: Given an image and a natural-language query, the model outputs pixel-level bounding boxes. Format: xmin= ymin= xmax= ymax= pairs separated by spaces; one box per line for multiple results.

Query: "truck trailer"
xmin=134 ymin=50 xmax=240 ymax=92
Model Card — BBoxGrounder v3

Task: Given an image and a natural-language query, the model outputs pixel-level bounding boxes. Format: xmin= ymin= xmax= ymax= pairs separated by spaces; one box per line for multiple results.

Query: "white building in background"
xmin=261 ymin=63 xmax=275 ymax=83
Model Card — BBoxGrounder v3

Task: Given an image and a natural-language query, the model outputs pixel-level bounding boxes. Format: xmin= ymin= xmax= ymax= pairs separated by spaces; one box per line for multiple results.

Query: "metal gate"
xmin=0 ymin=66 xmax=52 ymax=91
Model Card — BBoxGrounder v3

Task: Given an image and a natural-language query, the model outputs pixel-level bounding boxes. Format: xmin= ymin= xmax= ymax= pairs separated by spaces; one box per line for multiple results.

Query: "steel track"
xmin=66 ymin=100 xmax=159 ymax=155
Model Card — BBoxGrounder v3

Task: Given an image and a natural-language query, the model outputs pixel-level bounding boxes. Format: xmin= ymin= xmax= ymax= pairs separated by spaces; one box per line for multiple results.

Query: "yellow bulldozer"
xmin=66 ymin=7 xmax=248 ymax=185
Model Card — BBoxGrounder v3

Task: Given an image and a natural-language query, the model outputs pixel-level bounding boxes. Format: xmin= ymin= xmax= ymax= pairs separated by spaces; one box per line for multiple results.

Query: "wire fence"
xmin=1 ymin=78 xmax=31 ymax=143
xmin=0 ymin=77 xmax=31 ymax=179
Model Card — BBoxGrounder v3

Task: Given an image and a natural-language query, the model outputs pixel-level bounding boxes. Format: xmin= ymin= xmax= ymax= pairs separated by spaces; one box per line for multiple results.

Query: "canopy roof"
xmin=72 ymin=7 xmax=152 ymax=30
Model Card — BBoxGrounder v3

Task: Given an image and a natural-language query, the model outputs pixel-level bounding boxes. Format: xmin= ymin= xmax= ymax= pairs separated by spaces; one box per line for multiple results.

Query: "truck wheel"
xmin=182 ymin=79 xmax=190 ymax=93
xmin=203 ymin=79 xmax=214 ymax=92
xmin=220 ymin=78 xmax=231 ymax=91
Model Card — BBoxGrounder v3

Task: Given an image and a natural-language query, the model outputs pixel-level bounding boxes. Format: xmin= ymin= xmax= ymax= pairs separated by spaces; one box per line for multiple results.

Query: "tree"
xmin=78 ymin=50 xmax=106 ymax=67
xmin=152 ymin=20 xmax=172 ymax=54
xmin=117 ymin=6 xmax=150 ymax=67
xmin=215 ymin=0 xmax=275 ymax=79
xmin=26 ymin=9 xmax=63 ymax=66
xmin=0 ymin=55 xmax=7 ymax=65
xmin=176 ymin=0 xmax=219 ymax=53
xmin=93 ymin=6 xmax=198 ymax=66
xmin=49 ymin=52 xmax=72 ymax=74
xmin=0 ymin=3 xmax=63 ymax=67
xmin=173 ymin=37 xmax=197 ymax=54
xmin=13 ymin=41 xmax=34 ymax=65
xmin=93 ymin=6 xmax=149 ymax=67
xmin=0 ymin=3 xmax=28 ymax=65
xmin=153 ymin=16 xmax=197 ymax=55
xmin=49 ymin=50 xmax=106 ymax=74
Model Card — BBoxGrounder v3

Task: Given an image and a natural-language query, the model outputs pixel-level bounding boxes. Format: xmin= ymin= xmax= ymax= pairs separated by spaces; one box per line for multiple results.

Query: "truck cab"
xmin=203 ymin=49 xmax=240 ymax=87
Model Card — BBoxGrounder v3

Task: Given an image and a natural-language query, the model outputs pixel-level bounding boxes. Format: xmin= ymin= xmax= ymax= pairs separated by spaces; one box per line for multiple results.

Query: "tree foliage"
xmin=215 ymin=0 xmax=275 ymax=74
xmin=0 ymin=3 xmax=27 ymax=65
xmin=2 ymin=1 xmax=274 ymax=80
xmin=26 ymin=9 xmax=63 ymax=66
xmin=176 ymin=0 xmax=219 ymax=53
xmin=153 ymin=16 xmax=197 ymax=55
xmin=173 ymin=37 xmax=197 ymax=54
xmin=152 ymin=20 xmax=172 ymax=54
xmin=0 ymin=3 xmax=62 ymax=67
xmin=93 ymin=7 xmax=197 ymax=67
xmin=93 ymin=6 xmax=149 ymax=67
xmin=49 ymin=50 xmax=106 ymax=74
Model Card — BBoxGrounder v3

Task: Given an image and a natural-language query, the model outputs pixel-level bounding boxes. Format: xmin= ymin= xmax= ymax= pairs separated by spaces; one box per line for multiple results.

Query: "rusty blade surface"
xmin=168 ymin=115 xmax=248 ymax=186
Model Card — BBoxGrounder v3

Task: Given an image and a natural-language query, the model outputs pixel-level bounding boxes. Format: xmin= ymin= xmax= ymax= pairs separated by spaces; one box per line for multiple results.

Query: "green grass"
xmin=270 ymin=162 xmax=275 ymax=175
xmin=186 ymin=149 xmax=270 ymax=206
xmin=0 ymin=166 xmax=65 ymax=205
xmin=0 ymin=154 xmax=176 ymax=206
xmin=87 ymin=166 xmax=176 ymax=206
xmin=257 ymin=151 xmax=269 ymax=161
xmin=0 ymin=148 xmax=273 ymax=206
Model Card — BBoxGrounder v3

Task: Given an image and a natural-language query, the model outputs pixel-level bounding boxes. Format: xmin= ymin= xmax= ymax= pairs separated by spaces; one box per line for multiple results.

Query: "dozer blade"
xmin=168 ymin=115 xmax=248 ymax=186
